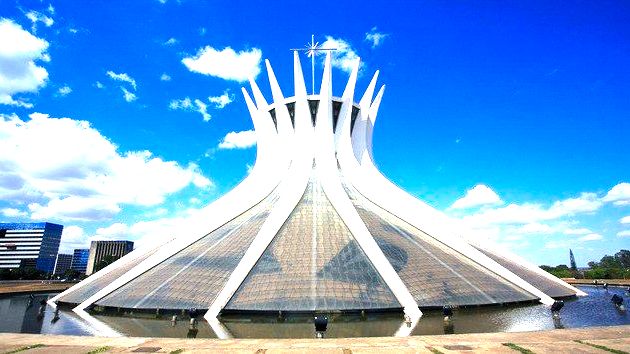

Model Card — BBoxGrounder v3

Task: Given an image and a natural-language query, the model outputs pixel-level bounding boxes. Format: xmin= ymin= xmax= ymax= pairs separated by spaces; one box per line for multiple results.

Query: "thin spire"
xmin=368 ymin=84 xmax=386 ymax=125
xmin=341 ymin=58 xmax=360 ymax=102
xmin=248 ymin=77 xmax=268 ymax=108
xmin=265 ymin=59 xmax=285 ymax=103
xmin=293 ymin=51 xmax=307 ymax=98
xmin=359 ymin=70 xmax=379 ymax=113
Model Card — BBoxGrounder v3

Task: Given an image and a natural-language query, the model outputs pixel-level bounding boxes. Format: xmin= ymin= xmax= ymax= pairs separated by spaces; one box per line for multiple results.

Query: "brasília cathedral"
xmin=50 ymin=50 xmax=584 ymax=337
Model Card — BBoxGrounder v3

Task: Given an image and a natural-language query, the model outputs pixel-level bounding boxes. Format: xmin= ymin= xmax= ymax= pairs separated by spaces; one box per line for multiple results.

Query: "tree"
xmin=94 ymin=255 xmax=120 ymax=272
xmin=615 ymin=249 xmax=630 ymax=268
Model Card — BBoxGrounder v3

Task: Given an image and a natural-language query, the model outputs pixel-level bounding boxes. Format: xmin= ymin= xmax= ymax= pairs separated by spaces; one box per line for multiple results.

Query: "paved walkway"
xmin=0 ymin=281 xmax=76 ymax=296
xmin=0 ymin=325 xmax=628 ymax=353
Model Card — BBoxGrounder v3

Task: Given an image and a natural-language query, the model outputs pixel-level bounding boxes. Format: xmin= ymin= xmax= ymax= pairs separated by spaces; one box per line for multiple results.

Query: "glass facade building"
xmin=54 ymin=254 xmax=73 ymax=275
xmin=71 ymin=248 xmax=90 ymax=274
xmin=0 ymin=222 xmax=63 ymax=273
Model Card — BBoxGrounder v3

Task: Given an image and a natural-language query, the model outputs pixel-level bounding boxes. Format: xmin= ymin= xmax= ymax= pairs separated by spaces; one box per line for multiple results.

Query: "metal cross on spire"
xmin=291 ymin=35 xmax=336 ymax=94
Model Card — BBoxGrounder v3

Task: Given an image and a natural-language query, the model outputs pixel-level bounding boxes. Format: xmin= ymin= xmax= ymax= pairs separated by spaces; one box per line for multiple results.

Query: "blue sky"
xmin=0 ymin=0 xmax=628 ymax=266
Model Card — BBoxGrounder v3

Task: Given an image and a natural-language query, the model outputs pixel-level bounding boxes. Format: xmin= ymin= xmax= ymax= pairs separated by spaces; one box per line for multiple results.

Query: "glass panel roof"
xmin=95 ymin=190 xmax=280 ymax=310
xmin=225 ymin=177 xmax=400 ymax=312
xmin=475 ymin=246 xmax=576 ymax=298
xmin=343 ymin=181 xmax=538 ymax=307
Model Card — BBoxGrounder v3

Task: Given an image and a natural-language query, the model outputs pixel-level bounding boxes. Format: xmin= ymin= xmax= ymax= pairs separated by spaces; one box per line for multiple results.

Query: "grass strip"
xmin=4 ymin=344 xmax=46 ymax=354
xmin=502 ymin=342 xmax=535 ymax=354
xmin=85 ymin=346 xmax=112 ymax=354
xmin=170 ymin=350 xmax=184 ymax=354
xmin=427 ymin=347 xmax=444 ymax=354
xmin=574 ymin=339 xmax=629 ymax=354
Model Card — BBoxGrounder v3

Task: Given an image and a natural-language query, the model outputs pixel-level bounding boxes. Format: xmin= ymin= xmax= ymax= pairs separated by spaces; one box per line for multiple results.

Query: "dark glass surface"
xmin=475 ymin=246 xmax=577 ymax=298
xmin=225 ymin=177 xmax=400 ymax=312
xmin=56 ymin=244 xmax=162 ymax=305
xmin=343 ymin=183 xmax=538 ymax=307
xmin=95 ymin=190 xmax=280 ymax=310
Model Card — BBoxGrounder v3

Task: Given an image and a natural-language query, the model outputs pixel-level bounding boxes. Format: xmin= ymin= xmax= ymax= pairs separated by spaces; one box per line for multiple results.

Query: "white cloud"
xmin=95 ymin=222 xmax=129 ymax=238
xmin=194 ymin=99 xmax=211 ymax=121
xmin=602 ymin=182 xmax=630 ymax=206
xmin=0 ymin=112 xmax=211 ymax=221
xmin=578 ymin=233 xmax=603 ymax=242
xmin=29 ymin=197 xmax=121 ymax=221
xmin=25 ymin=11 xmax=54 ymax=32
xmin=563 ymin=227 xmax=592 ymax=235
xmin=160 ymin=73 xmax=171 ymax=81
xmin=515 ymin=222 xmax=552 ymax=234
xmin=321 ymin=36 xmax=360 ymax=73
xmin=617 ymin=230 xmax=630 ymax=237
xmin=460 ymin=192 xmax=602 ymax=228
xmin=121 ymin=87 xmax=137 ymax=102
xmin=182 ymin=46 xmax=262 ymax=82
xmin=163 ymin=37 xmax=178 ymax=46
xmin=58 ymin=85 xmax=72 ymax=96
xmin=58 ymin=225 xmax=86 ymax=252
xmin=69 ymin=28 xmax=78 ymax=34
xmin=169 ymin=97 xmax=193 ymax=110
xmin=548 ymin=192 xmax=603 ymax=216
xmin=106 ymin=71 xmax=137 ymax=90
xmin=453 ymin=189 xmax=607 ymax=253
xmin=169 ymin=97 xmax=211 ymax=121
xmin=0 ymin=95 xmax=33 ymax=108
xmin=95 ymin=81 xmax=104 ymax=89
xmin=621 ymin=216 xmax=630 ymax=224
xmin=218 ymin=130 xmax=256 ymax=149
xmin=365 ymin=27 xmax=389 ymax=48
xmin=0 ymin=20 xmax=49 ymax=107
xmin=208 ymin=90 xmax=234 ymax=109
xmin=450 ymin=184 xmax=503 ymax=210
xmin=47 ymin=4 xmax=55 ymax=15
xmin=1 ymin=207 xmax=27 ymax=217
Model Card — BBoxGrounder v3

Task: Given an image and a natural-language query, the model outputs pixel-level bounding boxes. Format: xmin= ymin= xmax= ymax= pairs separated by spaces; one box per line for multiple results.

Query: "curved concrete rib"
xmin=204 ymin=53 xmax=316 ymax=325
xmin=71 ymin=81 xmax=285 ymax=315
xmin=315 ymin=53 xmax=421 ymax=323
xmin=265 ymin=59 xmax=294 ymax=160
xmin=341 ymin=80 xmax=556 ymax=306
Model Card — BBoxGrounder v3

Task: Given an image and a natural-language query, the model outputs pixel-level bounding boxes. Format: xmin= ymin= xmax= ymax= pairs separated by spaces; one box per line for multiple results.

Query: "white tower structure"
xmin=50 ymin=51 xmax=584 ymax=336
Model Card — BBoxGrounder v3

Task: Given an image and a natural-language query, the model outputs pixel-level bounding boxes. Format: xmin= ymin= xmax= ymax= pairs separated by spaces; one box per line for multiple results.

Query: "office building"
xmin=53 ymin=254 xmax=73 ymax=275
xmin=71 ymin=248 xmax=90 ymax=274
xmin=0 ymin=222 xmax=63 ymax=273
xmin=85 ymin=241 xmax=134 ymax=275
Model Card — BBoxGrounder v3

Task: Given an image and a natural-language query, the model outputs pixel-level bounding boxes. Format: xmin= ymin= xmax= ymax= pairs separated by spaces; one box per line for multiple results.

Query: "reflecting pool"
xmin=0 ymin=286 xmax=628 ymax=338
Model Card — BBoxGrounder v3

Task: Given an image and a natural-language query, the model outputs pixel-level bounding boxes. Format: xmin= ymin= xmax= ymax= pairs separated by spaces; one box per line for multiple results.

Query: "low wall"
xmin=563 ymin=278 xmax=630 ymax=286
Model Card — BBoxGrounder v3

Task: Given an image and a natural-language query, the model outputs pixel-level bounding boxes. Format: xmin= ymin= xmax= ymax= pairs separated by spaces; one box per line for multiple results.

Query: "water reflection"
xmin=0 ymin=293 xmax=100 ymax=336
xmin=0 ymin=286 xmax=628 ymax=338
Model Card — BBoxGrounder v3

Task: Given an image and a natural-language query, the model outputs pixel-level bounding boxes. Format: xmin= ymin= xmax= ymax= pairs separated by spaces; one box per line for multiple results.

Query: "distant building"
xmin=86 ymin=240 xmax=133 ymax=275
xmin=569 ymin=249 xmax=577 ymax=270
xmin=71 ymin=248 xmax=90 ymax=274
xmin=0 ymin=222 xmax=63 ymax=273
xmin=53 ymin=254 xmax=73 ymax=275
